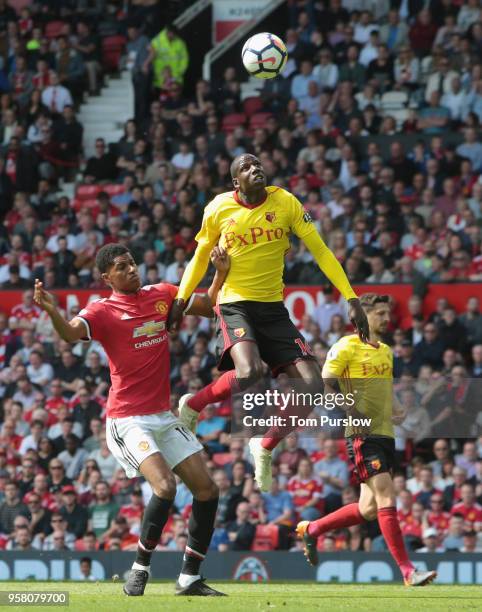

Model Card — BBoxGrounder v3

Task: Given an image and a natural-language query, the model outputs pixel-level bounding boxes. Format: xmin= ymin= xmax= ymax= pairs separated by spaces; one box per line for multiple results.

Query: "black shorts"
xmin=214 ymin=300 xmax=316 ymax=374
xmin=346 ymin=436 xmax=395 ymax=483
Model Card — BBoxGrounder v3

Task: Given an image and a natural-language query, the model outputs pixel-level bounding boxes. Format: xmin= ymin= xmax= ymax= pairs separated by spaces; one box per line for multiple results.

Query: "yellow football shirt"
xmin=177 ymin=186 xmax=357 ymax=304
xmin=322 ymin=334 xmax=394 ymax=438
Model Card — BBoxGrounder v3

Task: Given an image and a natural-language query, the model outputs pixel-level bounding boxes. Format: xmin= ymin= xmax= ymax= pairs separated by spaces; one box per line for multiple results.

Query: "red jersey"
xmin=10 ymin=304 xmax=41 ymax=327
xmin=426 ymin=510 xmax=451 ymax=533
xmin=77 ymin=283 xmax=178 ymax=418
xmin=286 ymin=476 xmax=323 ymax=510
xmin=451 ymin=502 xmax=482 ymax=527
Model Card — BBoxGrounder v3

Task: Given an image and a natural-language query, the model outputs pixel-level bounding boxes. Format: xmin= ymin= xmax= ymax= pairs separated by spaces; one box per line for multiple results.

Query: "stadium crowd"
xmin=0 ymin=0 xmax=481 ymax=556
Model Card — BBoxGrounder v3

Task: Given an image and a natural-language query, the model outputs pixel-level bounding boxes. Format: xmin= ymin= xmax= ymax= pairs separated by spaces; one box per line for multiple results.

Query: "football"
xmin=241 ymin=32 xmax=288 ymax=79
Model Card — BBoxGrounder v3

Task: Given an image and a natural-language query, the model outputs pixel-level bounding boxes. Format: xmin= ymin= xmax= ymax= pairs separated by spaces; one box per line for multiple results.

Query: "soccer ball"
xmin=242 ymin=32 xmax=288 ymax=79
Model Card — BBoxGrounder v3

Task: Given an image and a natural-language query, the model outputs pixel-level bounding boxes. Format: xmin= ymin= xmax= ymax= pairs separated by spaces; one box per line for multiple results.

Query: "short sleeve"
xmin=194 ymin=204 xmax=221 ymax=249
xmin=75 ymin=300 xmax=106 ymax=342
xmin=322 ymin=340 xmax=352 ymax=378
xmin=289 ymin=193 xmax=318 ymax=241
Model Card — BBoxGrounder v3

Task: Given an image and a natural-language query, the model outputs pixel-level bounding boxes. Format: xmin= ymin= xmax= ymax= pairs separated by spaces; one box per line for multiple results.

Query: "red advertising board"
xmin=1 ymin=284 xmax=480 ymax=328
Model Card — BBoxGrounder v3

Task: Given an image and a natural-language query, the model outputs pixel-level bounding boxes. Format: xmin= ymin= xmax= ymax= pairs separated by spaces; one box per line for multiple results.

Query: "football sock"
xmin=135 ymin=495 xmax=173 ymax=567
xmin=182 ymin=497 xmax=218 ymax=576
xmin=377 ymin=506 xmax=414 ymax=579
xmin=307 ymin=502 xmax=366 ymax=538
xmin=187 ymin=370 xmax=239 ymax=412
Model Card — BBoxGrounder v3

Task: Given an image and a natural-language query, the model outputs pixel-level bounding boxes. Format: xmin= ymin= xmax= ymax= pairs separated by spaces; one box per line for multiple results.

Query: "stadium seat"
xmin=103 ymin=184 xmax=125 ymax=196
xmin=212 ymin=452 xmax=232 ymax=466
xmin=45 ymin=21 xmax=65 ymax=40
xmin=243 ymin=96 xmax=264 ymax=116
xmin=251 ymin=524 xmax=279 ymax=551
xmin=249 ymin=112 xmax=273 ymax=131
xmin=72 ymin=198 xmax=98 ymax=212
xmin=76 ymin=185 xmax=101 ymax=200
xmin=221 ymin=113 xmax=247 ymax=134
xmin=102 ymin=35 xmax=126 ymax=72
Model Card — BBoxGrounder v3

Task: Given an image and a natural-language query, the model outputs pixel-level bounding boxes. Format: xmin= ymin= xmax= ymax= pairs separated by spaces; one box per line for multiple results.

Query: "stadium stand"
xmin=0 ymin=0 xmax=481 ymax=556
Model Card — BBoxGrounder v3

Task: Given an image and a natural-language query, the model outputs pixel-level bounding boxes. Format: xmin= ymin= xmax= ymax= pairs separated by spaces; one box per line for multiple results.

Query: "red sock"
xmin=377 ymin=506 xmax=414 ymax=580
xmin=307 ymin=503 xmax=365 ymax=537
xmin=187 ymin=370 xmax=238 ymax=413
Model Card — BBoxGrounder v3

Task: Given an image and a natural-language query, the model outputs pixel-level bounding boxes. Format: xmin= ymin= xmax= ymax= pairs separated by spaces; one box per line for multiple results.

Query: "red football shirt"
xmin=77 ymin=283 xmax=178 ymax=418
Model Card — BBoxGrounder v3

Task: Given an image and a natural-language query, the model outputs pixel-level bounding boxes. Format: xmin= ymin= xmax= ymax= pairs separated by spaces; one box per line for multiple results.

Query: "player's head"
xmin=359 ymin=293 xmax=391 ymax=336
xmin=95 ymin=243 xmax=141 ymax=293
xmin=230 ymin=154 xmax=266 ymax=192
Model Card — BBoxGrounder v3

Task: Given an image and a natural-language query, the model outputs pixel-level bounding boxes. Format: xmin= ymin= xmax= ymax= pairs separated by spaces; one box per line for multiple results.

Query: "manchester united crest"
xmin=138 ymin=441 xmax=150 ymax=452
xmin=155 ymin=300 xmax=168 ymax=315
xmin=234 ymin=328 xmax=246 ymax=338
xmin=265 ymin=212 xmax=276 ymax=223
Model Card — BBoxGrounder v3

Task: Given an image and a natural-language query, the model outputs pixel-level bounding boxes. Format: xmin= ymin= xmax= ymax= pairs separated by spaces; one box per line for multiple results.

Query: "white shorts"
xmin=106 ymin=411 xmax=203 ymax=478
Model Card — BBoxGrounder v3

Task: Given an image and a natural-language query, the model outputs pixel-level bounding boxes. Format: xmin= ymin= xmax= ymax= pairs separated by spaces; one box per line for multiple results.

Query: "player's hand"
xmin=167 ymin=298 xmax=185 ymax=332
xmin=34 ymin=279 xmax=56 ymax=312
xmin=348 ymin=298 xmax=369 ymax=343
xmin=210 ymin=246 xmax=230 ymax=273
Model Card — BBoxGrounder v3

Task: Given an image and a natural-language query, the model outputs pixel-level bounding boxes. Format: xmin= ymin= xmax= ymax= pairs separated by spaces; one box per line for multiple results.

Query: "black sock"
xmin=135 ymin=494 xmax=173 ymax=567
xmin=182 ymin=497 xmax=218 ymax=575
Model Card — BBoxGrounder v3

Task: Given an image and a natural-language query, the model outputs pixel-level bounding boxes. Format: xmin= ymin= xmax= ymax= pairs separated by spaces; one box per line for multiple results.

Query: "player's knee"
xmin=193 ymin=478 xmax=219 ymax=501
xmin=152 ymin=475 xmax=177 ymax=499
xmin=236 ymin=361 xmax=264 ymax=381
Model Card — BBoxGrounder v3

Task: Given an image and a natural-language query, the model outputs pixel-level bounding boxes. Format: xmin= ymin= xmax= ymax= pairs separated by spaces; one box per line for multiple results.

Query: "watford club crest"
xmin=234 ymin=328 xmax=246 ymax=338
xmin=265 ymin=212 xmax=276 ymax=223
xmin=371 ymin=459 xmax=381 ymax=472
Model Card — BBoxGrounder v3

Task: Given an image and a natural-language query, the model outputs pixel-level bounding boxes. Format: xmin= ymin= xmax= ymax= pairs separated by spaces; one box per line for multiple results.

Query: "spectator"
xmin=225 ymin=501 xmax=256 ymax=551
xmin=148 ymin=24 xmax=189 ymax=89
xmin=0 ymin=481 xmax=29 ymax=534
xmin=41 ymin=72 xmax=73 ymax=115
xmin=79 ymin=557 xmax=96 ymax=580
xmin=88 ymin=433 xmax=118 ymax=481
xmin=57 ymin=434 xmax=88 ymax=480
xmin=87 ymin=481 xmax=119 ymax=539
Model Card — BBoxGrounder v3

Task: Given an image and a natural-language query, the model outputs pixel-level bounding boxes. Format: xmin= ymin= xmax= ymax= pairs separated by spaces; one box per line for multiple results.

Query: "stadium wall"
xmin=0 ymin=284 xmax=480 ymax=327
xmin=0 ymin=552 xmax=480 ymax=584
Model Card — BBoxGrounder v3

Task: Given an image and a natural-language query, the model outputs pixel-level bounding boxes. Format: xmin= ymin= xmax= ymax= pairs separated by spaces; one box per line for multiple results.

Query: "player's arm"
xmin=290 ymin=199 xmax=369 ymax=342
xmin=33 ymin=279 xmax=87 ymax=342
xmin=168 ymin=207 xmax=220 ymax=331
xmin=185 ymin=246 xmax=230 ymax=318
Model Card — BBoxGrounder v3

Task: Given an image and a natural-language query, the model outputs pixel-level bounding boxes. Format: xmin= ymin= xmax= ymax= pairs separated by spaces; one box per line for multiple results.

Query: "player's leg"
xmin=126 ymin=452 xmax=177 ymax=595
xmin=160 ymin=416 xmax=225 ymax=596
xmin=106 ymin=417 xmax=178 ymax=595
xmin=367 ymin=471 xmax=436 ymax=585
xmin=178 ymin=302 xmax=263 ymax=432
xmin=173 ymin=452 xmax=225 ymax=596
xmin=297 ymin=481 xmax=377 ymax=566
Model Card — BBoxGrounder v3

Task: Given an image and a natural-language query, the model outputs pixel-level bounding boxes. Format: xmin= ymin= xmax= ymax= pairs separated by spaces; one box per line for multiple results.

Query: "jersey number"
xmin=175 ymin=426 xmax=192 ymax=441
xmin=295 ymin=338 xmax=314 ymax=356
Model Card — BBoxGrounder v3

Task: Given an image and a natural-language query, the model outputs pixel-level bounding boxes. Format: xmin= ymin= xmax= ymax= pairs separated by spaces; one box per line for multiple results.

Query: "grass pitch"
xmin=1 ymin=581 xmax=480 ymax=612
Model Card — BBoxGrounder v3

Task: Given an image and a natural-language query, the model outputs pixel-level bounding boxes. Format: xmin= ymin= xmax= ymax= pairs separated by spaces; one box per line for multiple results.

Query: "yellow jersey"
xmin=322 ymin=334 xmax=394 ymax=438
xmin=177 ymin=186 xmax=357 ymax=304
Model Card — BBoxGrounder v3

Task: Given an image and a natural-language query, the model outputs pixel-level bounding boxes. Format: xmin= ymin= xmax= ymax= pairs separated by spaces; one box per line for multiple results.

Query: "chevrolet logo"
xmin=132 ymin=320 xmax=165 ymax=338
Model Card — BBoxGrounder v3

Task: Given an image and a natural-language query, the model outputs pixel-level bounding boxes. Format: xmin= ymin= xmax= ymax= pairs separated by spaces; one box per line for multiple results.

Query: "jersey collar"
xmin=233 ymin=189 xmax=268 ymax=209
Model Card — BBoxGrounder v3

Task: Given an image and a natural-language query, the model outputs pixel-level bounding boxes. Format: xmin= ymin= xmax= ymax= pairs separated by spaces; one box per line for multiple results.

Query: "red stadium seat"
xmin=103 ymin=183 xmax=125 ymax=197
xmin=251 ymin=524 xmax=279 ymax=551
xmin=76 ymin=185 xmax=101 ymax=200
xmin=243 ymin=96 xmax=264 ymax=116
xmin=249 ymin=112 xmax=273 ymax=131
xmin=72 ymin=198 xmax=98 ymax=212
xmin=221 ymin=113 xmax=246 ymax=134
xmin=102 ymin=36 xmax=126 ymax=72
xmin=212 ymin=452 xmax=232 ymax=466
xmin=45 ymin=21 xmax=65 ymax=40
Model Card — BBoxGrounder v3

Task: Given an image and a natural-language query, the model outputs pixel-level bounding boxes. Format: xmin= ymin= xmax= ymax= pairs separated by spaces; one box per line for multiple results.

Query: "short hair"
xmin=95 ymin=244 xmax=130 ymax=273
xmin=80 ymin=557 xmax=92 ymax=566
xmin=359 ymin=293 xmax=391 ymax=312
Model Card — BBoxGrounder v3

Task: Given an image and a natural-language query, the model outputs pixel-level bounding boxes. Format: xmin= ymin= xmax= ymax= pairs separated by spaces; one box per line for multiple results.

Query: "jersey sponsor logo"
xmin=265 ymin=211 xmax=276 ymax=223
xmin=134 ymin=334 xmax=167 ymax=349
xmin=360 ymin=362 xmax=392 ymax=376
xmin=224 ymin=226 xmax=285 ymax=249
xmin=234 ymin=327 xmax=246 ymax=338
xmin=132 ymin=320 xmax=165 ymax=338
xmin=138 ymin=440 xmax=150 ymax=451
xmin=155 ymin=300 xmax=168 ymax=316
